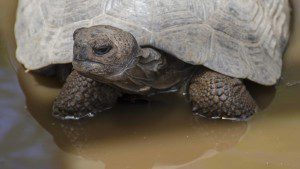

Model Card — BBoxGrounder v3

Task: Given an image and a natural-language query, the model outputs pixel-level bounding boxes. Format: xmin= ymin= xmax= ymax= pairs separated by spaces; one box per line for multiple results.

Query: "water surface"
xmin=1 ymin=0 xmax=300 ymax=169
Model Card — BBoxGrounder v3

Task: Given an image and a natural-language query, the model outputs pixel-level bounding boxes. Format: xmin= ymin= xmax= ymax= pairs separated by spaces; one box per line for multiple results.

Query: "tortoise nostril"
xmin=74 ymin=43 xmax=80 ymax=48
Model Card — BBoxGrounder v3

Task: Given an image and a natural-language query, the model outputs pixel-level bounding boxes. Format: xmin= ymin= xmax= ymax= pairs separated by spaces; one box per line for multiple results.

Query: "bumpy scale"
xmin=189 ymin=70 xmax=257 ymax=120
xmin=53 ymin=71 xmax=121 ymax=120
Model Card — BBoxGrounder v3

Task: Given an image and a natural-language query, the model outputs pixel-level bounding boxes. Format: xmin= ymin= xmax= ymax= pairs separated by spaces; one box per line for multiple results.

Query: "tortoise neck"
xmin=106 ymin=48 xmax=166 ymax=94
xmin=111 ymin=48 xmax=194 ymax=95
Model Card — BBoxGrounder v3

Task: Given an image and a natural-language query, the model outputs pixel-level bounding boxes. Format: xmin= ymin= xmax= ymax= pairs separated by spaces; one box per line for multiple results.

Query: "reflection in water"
xmin=0 ymin=68 xmax=60 ymax=169
xmin=18 ymin=69 xmax=248 ymax=169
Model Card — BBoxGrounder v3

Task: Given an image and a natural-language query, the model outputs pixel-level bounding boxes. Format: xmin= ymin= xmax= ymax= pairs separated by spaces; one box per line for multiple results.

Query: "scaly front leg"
xmin=52 ymin=71 xmax=122 ymax=120
xmin=188 ymin=69 xmax=257 ymax=120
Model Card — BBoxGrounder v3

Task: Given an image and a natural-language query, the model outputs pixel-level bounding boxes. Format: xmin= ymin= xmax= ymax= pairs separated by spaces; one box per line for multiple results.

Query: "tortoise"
xmin=15 ymin=0 xmax=291 ymax=120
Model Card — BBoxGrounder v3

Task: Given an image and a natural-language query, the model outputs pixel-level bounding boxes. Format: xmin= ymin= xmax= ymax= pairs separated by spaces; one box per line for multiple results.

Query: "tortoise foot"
xmin=188 ymin=70 xmax=257 ymax=120
xmin=52 ymin=71 xmax=121 ymax=120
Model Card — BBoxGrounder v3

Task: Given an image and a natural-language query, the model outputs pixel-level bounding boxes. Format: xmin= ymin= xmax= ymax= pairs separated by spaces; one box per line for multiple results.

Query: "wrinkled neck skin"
xmin=101 ymin=48 xmax=194 ymax=95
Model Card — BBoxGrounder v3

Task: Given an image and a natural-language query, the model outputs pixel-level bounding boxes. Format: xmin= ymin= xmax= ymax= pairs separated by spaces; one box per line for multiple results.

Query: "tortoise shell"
xmin=15 ymin=0 xmax=290 ymax=85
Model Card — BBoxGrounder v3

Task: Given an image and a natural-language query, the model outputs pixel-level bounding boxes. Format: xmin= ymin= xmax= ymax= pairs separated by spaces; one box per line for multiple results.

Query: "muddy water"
xmin=1 ymin=0 xmax=300 ymax=169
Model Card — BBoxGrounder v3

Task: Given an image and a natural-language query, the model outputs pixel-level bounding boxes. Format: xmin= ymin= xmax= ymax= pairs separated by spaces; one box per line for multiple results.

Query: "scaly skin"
xmin=188 ymin=70 xmax=257 ymax=120
xmin=53 ymin=71 xmax=121 ymax=119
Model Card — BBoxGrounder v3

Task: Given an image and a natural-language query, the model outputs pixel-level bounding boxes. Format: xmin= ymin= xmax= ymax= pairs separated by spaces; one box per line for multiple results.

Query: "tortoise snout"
xmin=73 ymin=44 xmax=88 ymax=61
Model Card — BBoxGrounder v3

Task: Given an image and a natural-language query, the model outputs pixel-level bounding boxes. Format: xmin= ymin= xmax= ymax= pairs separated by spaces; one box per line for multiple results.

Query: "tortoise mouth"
xmin=73 ymin=58 xmax=133 ymax=74
xmin=72 ymin=59 xmax=105 ymax=75
xmin=72 ymin=56 xmax=137 ymax=84
xmin=73 ymin=57 xmax=103 ymax=65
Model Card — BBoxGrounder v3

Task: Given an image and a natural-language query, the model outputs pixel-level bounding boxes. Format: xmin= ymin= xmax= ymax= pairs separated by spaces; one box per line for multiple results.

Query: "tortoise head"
xmin=72 ymin=25 xmax=140 ymax=83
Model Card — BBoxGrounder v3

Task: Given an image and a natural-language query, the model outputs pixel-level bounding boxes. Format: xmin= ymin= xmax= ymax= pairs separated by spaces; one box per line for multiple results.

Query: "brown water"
xmin=1 ymin=0 xmax=300 ymax=169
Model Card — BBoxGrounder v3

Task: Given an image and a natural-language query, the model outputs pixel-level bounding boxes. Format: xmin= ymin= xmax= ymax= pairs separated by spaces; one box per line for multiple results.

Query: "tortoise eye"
xmin=93 ymin=46 xmax=112 ymax=56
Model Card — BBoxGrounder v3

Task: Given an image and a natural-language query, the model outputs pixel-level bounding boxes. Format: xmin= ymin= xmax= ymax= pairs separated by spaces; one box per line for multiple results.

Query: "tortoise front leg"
xmin=188 ymin=70 xmax=257 ymax=120
xmin=52 ymin=71 xmax=122 ymax=120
